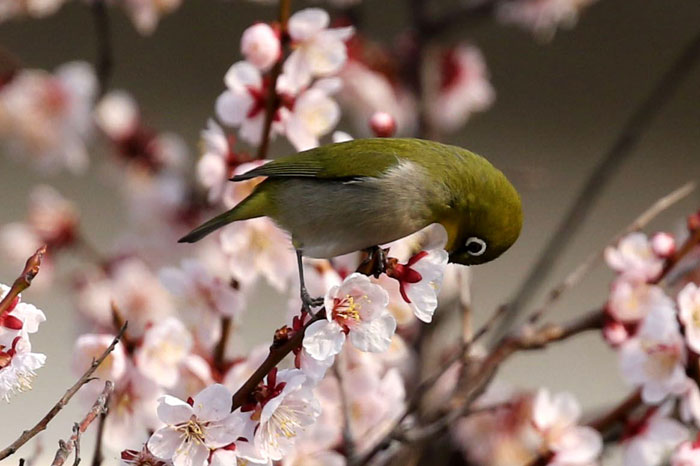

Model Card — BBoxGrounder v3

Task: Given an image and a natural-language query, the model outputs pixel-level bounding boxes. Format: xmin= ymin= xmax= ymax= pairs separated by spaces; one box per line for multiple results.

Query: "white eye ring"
xmin=465 ymin=237 xmax=487 ymax=256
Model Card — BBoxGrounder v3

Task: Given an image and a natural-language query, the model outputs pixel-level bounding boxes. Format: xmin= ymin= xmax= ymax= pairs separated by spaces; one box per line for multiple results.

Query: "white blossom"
xmin=241 ymin=23 xmax=281 ymax=71
xmin=605 ymin=232 xmax=664 ymax=282
xmin=679 ymin=283 xmax=700 ymax=353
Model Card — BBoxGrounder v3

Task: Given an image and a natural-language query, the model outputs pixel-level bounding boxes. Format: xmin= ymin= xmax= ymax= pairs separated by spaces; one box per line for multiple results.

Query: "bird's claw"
xmin=301 ymin=288 xmax=323 ymax=311
xmin=359 ymin=246 xmax=388 ymax=278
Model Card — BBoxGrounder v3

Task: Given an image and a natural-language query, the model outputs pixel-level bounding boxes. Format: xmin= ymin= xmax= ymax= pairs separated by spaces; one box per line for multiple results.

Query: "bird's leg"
xmin=297 ymin=249 xmax=323 ymax=311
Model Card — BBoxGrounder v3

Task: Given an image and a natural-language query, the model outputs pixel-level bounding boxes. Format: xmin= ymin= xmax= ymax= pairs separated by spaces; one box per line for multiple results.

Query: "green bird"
xmin=179 ymin=138 xmax=522 ymax=306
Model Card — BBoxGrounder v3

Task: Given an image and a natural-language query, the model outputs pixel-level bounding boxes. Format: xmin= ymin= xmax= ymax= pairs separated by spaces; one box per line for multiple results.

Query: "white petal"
xmin=148 ymin=427 xmax=185 ymax=460
xmin=224 ymin=61 xmax=262 ymax=90
xmin=172 ymin=439 xmax=209 ymax=466
xmin=288 ymin=8 xmax=329 ymax=41
xmin=303 ymin=320 xmax=345 ymax=360
xmin=205 ymin=412 xmax=245 ymax=448
xmin=349 ymin=312 xmax=396 ymax=352
xmin=157 ymin=396 xmax=194 ymax=425
xmin=215 ymin=90 xmax=255 ymax=127
xmin=192 ymin=383 xmax=232 ymax=422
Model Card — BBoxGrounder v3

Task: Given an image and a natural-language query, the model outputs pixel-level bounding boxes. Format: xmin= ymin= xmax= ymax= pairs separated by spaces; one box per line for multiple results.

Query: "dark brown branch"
xmin=89 ymin=402 xmax=108 ymax=466
xmin=0 ymin=324 xmax=126 ymax=460
xmin=587 ymin=390 xmax=642 ymax=433
xmin=256 ymin=0 xmax=292 ymax=159
xmin=213 ymin=317 xmax=232 ymax=372
xmin=51 ymin=382 xmax=113 ymax=466
xmin=0 ymin=246 xmax=47 ymax=318
xmin=90 ymin=0 xmax=113 ymax=96
xmin=495 ymin=29 xmax=700 ymax=338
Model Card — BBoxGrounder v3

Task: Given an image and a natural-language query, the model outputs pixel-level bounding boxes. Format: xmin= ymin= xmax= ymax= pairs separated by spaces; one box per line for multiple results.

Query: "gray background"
xmin=1 ymin=0 xmax=699 ymax=463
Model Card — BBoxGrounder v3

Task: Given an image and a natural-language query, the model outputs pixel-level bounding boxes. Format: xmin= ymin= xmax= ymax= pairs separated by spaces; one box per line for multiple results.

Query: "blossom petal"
xmin=288 ymin=8 xmax=329 ymax=41
xmin=157 ymin=395 xmax=193 ymax=425
xmin=192 ymin=383 xmax=232 ymax=422
xmin=215 ymin=90 xmax=254 ymax=127
xmin=349 ymin=311 xmax=396 ymax=352
xmin=148 ymin=427 xmax=184 ymax=460
xmin=303 ymin=320 xmax=345 ymax=360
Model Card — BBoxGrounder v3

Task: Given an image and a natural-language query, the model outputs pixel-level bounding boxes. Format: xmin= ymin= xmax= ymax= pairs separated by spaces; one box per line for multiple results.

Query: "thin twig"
xmin=495 ymin=29 xmax=700 ymax=338
xmin=90 ymin=0 xmax=113 ymax=96
xmin=256 ymin=0 xmax=292 ymax=159
xmin=89 ymin=397 xmax=109 ymax=466
xmin=0 ymin=246 xmax=46 ymax=318
xmin=526 ymin=181 xmax=696 ymax=325
xmin=333 ymin=361 xmax=356 ymax=461
xmin=0 ymin=325 xmax=126 ymax=460
xmin=50 ymin=381 xmax=113 ymax=466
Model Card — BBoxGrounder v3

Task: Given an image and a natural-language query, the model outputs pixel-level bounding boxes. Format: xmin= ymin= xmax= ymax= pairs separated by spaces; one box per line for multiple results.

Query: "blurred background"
xmin=0 ymin=0 xmax=699 ymax=463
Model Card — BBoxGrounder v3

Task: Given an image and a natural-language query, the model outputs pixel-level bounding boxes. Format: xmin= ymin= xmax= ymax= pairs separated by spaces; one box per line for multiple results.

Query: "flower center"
xmin=177 ymin=416 xmax=207 ymax=445
xmin=333 ymin=294 xmax=363 ymax=323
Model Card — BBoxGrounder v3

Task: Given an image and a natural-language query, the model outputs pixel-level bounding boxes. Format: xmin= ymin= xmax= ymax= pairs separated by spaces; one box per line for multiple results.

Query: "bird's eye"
xmin=465 ymin=237 xmax=487 ymax=256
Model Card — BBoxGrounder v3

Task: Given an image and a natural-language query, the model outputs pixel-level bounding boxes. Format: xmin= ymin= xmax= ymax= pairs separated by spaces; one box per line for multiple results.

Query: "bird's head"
xmin=441 ymin=166 xmax=523 ymax=266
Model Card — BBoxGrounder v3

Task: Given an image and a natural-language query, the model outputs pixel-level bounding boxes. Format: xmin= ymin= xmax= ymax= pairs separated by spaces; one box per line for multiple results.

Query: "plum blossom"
xmin=284 ymin=8 xmax=354 ymax=88
xmin=607 ymin=279 xmax=673 ymax=324
xmin=369 ymin=111 xmax=397 ymax=137
xmin=280 ymin=79 xmax=342 ymax=151
xmin=120 ymin=0 xmax=183 ymax=35
xmin=619 ymin=305 xmax=688 ymax=404
xmin=678 ymin=283 xmax=700 ymax=353
xmin=250 ymin=369 xmax=321 ymax=461
xmin=72 ymin=334 xmax=128 ymax=388
xmin=623 ymin=403 xmax=688 ymax=466
xmin=425 ymin=45 xmax=495 ymax=133
xmin=0 ymin=336 xmax=46 ymax=402
xmin=651 ymin=232 xmax=676 ymax=258
xmin=216 ymin=61 xmax=286 ymax=146
xmin=496 ymin=0 xmax=599 ymax=40
xmin=135 ymin=317 xmax=193 ymax=388
xmin=148 ymin=384 xmax=247 ymax=466
xmin=241 ymin=23 xmax=281 ymax=71
xmin=220 ymin=218 xmax=297 ymax=293
xmin=672 ymin=437 xmax=700 ymax=466
xmin=196 ymin=120 xmax=247 ymax=204
xmin=0 ymin=62 xmax=96 ymax=173
xmin=0 ymin=0 xmax=68 ymax=21
xmin=159 ymin=259 xmax=244 ymax=348
xmin=531 ymin=389 xmax=602 ymax=465
xmin=303 ymin=273 xmax=395 ymax=360
xmin=0 ymin=283 xmax=46 ymax=345
xmin=605 ymin=232 xmax=664 ymax=282
xmin=387 ymin=224 xmax=448 ymax=323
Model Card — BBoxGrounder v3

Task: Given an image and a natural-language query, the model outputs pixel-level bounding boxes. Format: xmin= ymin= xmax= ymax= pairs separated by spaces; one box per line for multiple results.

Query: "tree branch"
xmin=0 ymin=324 xmax=126 ymax=460
xmin=90 ymin=0 xmax=113 ymax=97
xmin=51 ymin=381 xmax=113 ymax=466
xmin=495 ymin=29 xmax=700 ymax=338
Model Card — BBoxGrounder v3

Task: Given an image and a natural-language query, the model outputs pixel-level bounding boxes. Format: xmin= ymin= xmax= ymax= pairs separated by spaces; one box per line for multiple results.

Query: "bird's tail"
xmin=178 ymin=191 xmax=268 ymax=243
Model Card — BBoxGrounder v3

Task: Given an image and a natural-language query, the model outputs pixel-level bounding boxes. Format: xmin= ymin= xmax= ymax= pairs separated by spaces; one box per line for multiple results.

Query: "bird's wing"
xmin=230 ymin=139 xmax=428 ymax=181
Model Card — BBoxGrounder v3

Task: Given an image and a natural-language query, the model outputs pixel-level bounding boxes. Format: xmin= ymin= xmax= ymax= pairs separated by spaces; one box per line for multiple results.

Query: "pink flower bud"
xmin=241 ymin=23 xmax=281 ymax=72
xmin=651 ymin=232 xmax=676 ymax=258
xmin=603 ymin=320 xmax=629 ymax=346
xmin=369 ymin=111 xmax=396 ymax=138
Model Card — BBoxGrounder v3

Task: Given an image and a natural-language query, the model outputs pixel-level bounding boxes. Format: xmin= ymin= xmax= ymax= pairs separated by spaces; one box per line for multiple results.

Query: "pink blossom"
xmin=121 ymin=0 xmax=182 ymax=35
xmin=0 ymin=283 xmax=46 ymax=347
xmin=241 ymin=23 xmax=281 ymax=71
xmin=0 ymin=62 xmax=96 ymax=173
xmin=619 ymin=305 xmax=688 ymax=404
xmin=678 ymin=283 xmax=700 ymax=353
xmin=95 ymin=90 xmax=140 ymax=140
xmin=0 ymin=336 xmax=45 ymax=402
xmin=426 ymin=45 xmax=494 ymax=133
xmin=0 ymin=0 xmax=67 ymax=21
xmin=72 ymin=334 xmax=128 ymax=388
xmin=280 ymin=79 xmax=342 ymax=151
xmin=607 ymin=278 xmax=673 ymax=324
xmin=623 ymin=403 xmax=688 ymax=466
xmin=303 ymin=273 xmax=395 ymax=359
xmin=651 ymin=232 xmax=676 ymax=258
xmin=135 ymin=316 xmax=193 ymax=388
xmin=672 ymin=437 xmax=700 ymax=466
xmin=148 ymin=384 xmax=248 ymax=466
xmin=496 ymin=0 xmax=599 ymax=40
xmin=605 ymin=232 xmax=664 ymax=282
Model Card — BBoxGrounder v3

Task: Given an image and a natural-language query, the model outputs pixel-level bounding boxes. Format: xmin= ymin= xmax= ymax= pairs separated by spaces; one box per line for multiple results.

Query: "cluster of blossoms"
xmin=0 ymin=284 xmax=46 ymax=402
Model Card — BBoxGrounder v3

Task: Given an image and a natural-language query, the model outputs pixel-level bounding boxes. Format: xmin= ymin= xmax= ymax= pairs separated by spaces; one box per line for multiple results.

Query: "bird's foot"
xmin=301 ymin=287 xmax=324 ymax=312
xmin=358 ymin=246 xmax=389 ymax=278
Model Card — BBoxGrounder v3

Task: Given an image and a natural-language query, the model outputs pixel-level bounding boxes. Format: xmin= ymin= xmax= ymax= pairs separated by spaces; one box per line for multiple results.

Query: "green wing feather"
xmin=230 ymin=138 xmax=449 ymax=181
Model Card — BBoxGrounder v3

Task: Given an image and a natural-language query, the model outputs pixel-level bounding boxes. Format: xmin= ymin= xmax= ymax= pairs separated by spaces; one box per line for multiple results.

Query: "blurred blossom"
xmin=160 ymin=258 xmax=244 ymax=348
xmin=623 ymin=403 xmax=688 ymax=466
xmin=332 ymin=130 xmax=353 ymax=143
xmin=496 ymin=0 xmax=598 ymax=40
xmin=119 ymin=0 xmax=183 ymax=35
xmin=0 ymin=0 xmax=67 ymax=21
xmin=678 ymin=283 xmax=700 ymax=353
xmin=619 ymin=305 xmax=687 ymax=404
xmin=369 ymin=111 xmax=397 ymax=137
xmin=531 ymin=389 xmax=602 ymax=465
xmin=304 ymin=273 xmax=395 ymax=359
xmin=280 ymin=79 xmax=342 ymax=151
xmin=72 ymin=333 xmax=128 ymax=390
xmin=241 ymin=22 xmax=281 ymax=71
xmin=95 ymin=90 xmax=140 ymax=141
xmin=651 ymin=232 xmax=676 ymax=258
xmin=102 ymin=366 xmax=165 ymax=451
xmin=607 ymin=279 xmax=673 ymax=324
xmin=221 ymin=160 xmax=265 ymax=209
xmin=285 ymin=8 xmax=354 ymax=88
xmin=171 ymin=355 xmax=214 ymax=400
xmin=0 ymin=62 xmax=96 ymax=173
xmin=223 ymin=343 xmax=269 ymax=393
xmin=148 ymin=384 xmax=248 ymax=466
xmin=605 ymin=232 xmax=664 ymax=282
xmin=672 ymin=437 xmax=700 ymax=466
xmin=679 ymin=379 xmax=700 ymax=428
xmin=425 ymin=44 xmax=495 ymax=133
xmin=197 ymin=120 xmax=249 ymax=204
xmin=219 ymin=217 xmax=297 ymax=293
xmin=135 ymin=316 xmax=193 ymax=388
